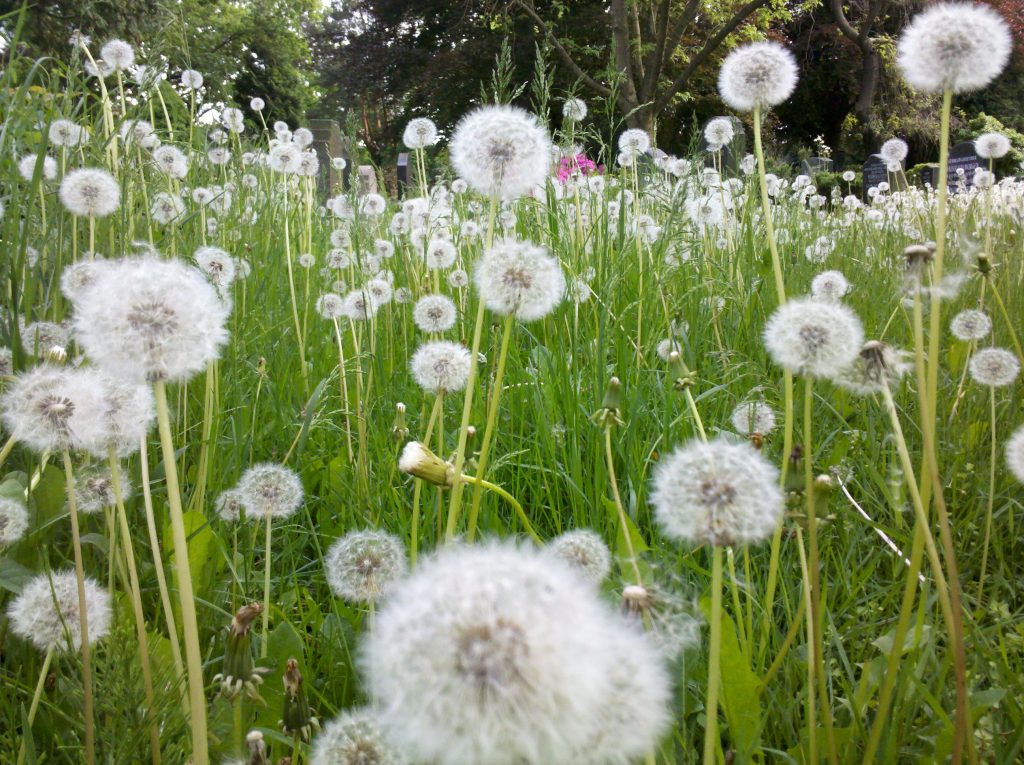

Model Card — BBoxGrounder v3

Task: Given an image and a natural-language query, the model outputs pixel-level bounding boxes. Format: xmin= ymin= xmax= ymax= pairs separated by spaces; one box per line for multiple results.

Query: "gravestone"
xmin=801 ymin=157 xmax=834 ymax=175
xmin=862 ymin=155 xmax=888 ymax=194
xmin=357 ymin=165 xmax=378 ymax=195
xmin=309 ymin=119 xmax=345 ymax=194
xmin=919 ymin=163 xmax=940 ymax=189
xmin=699 ymin=116 xmax=746 ymax=175
xmin=947 ymin=142 xmax=981 ymax=191
xmin=397 ymin=152 xmax=410 ymax=196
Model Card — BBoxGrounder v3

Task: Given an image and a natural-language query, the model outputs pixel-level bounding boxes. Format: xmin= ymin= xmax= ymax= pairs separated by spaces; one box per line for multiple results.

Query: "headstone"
xmin=357 ymin=165 xmax=378 ymax=195
xmin=801 ymin=157 xmax=834 ymax=175
xmin=397 ymin=152 xmax=410 ymax=196
xmin=947 ymin=141 xmax=981 ymax=191
xmin=699 ymin=116 xmax=746 ymax=175
xmin=919 ymin=163 xmax=940 ymax=189
xmin=862 ymin=155 xmax=888 ymax=194
xmin=309 ymin=119 xmax=345 ymax=194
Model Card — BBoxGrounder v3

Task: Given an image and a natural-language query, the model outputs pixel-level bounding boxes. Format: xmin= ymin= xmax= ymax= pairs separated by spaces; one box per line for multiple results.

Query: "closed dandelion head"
xmin=731 ymin=401 xmax=776 ymax=436
xmin=718 ymin=41 xmax=799 ymax=112
xmin=656 ymin=337 xmax=682 ymax=362
xmin=975 ymin=132 xmax=1011 ymax=159
xmin=398 ymin=441 xmax=453 ymax=486
xmin=897 ymin=2 xmax=1011 ymax=93
xmin=73 ymin=464 xmax=131 ymax=515
xmin=214 ymin=603 xmax=269 ymax=702
xmin=59 ymin=168 xmax=120 ymax=218
xmin=410 ymin=341 xmax=472 ymax=394
xmin=763 ymin=297 xmax=864 ymax=378
xmin=99 ymin=39 xmax=134 ymax=71
xmin=1006 ymin=425 xmax=1024 ymax=484
xmin=403 ymin=117 xmax=438 ymax=149
xmin=363 ymin=542 xmax=667 ymax=765
xmin=0 ymin=365 xmax=108 ymax=454
xmin=325 ymin=530 xmax=407 ymax=603
xmin=545 ymin=529 xmax=611 ymax=585
xmin=413 ymin=294 xmax=457 ymax=333
xmin=311 ymin=708 xmax=404 ymax=765
xmin=879 ymin=138 xmax=908 ymax=164
xmin=237 ymin=463 xmax=303 ymax=519
xmin=449 ymin=105 xmax=552 ymax=200
xmin=316 ymin=293 xmax=346 ymax=320
xmin=474 ymin=238 xmax=565 ymax=322
xmin=0 ymin=496 xmax=29 ymax=546
xmin=562 ymin=98 xmax=587 ymax=122
xmin=835 ymin=340 xmax=912 ymax=395
xmin=70 ymin=256 xmax=230 ymax=383
xmin=810 ymin=270 xmax=850 ymax=302
xmin=951 ymin=309 xmax=991 ymax=341
xmin=8 ymin=570 xmax=112 ymax=653
xmin=969 ymin=347 xmax=1020 ymax=387
xmin=650 ymin=437 xmax=784 ymax=546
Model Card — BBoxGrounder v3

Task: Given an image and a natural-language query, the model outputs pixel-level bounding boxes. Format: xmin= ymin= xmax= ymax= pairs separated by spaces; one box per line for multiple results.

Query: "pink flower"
xmin=557 ymin=153 xmax=600 ymax=183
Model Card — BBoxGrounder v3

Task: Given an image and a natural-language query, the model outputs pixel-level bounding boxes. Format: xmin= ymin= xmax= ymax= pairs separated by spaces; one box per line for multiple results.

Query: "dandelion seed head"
xmin=730 ymin=401 xmax=776 ymax=436
xmin=403 ymin=117 xmax=439 ymax=149
xmin=180 ymin=69 xmax=204 ymax=90
xmin=74 ymin=464 xmax=131 ymax=515
xmin=7 ymin=570 xmax=112 ymax=653
xmin=49 ymin=119 xmax=87 ymax=147
xmin=450 ymin=105 xmax=552 ymax=201
xmin=650 ymin=437 xmax=784 ymax=546
xmin=0 ymin=347 xmax=12 ymax=377
xmin=545 ymin=529 xmax=611 ymax=585
xmin=975 ymin=132 xmax=1010 ymax=159
xmin=310 ymin=708 xmax=404 ymax=765
xmin=413 ymin=294 xmax=457 ymax=333
xmin=618 ymin=129 xmax=651 ymax=156
xmin=100 ymin=39 xmax=134 ymax=70
xmin=0 ymin=496 xmax=29 ymax=546
xmin=344 ymin=289 xmax=379 ymax=321
xmin=18 ymin=154 xmax=57 ymax=182
xmin=879 ymin=138 xmax=908 ymax=164
xmin=718 ymin=41 xmax=799 ymax=112
xmin=562 ymin=98 xmax=587 ymax=122
xmin=325 ymin=530 xmax=407 ymax=603
xmin=1006 ymin=425 xmax=1024 ymax=484
xmin=969 ymin=347 xmax=1020 ymax=387
xmin=410 ymin=341 xmax=472 ymax=393
xmin=897 ymin=2 xmax=1011 ymax=93
xmin=703 ymin=117 xmax=735 ymax=149
xmin=250 ymin=97 xmax=265 ymax=111
xmin=0 ymin=366 xmax=109 ymax=454
xmin=950 ymin=309 xmax=991 ymax=341
xmin=316 ymin=293 xmax=345 ymax=319
xmin=763 ymin=297 xmax=864 ymax=378
xmin=474 ymin=239 xmax=565 ymax=322
xmin=236 ymin=463 xmax=303 ymax=519
xmin=835 ymin=340 xmax=912 ymax=395
xmin=59 ymin=168 xmax=120 ymax=217
xmin=810 ymin=270 xmax=850 ymax=301
xmin=195 ymin=246 xmax=236 ymax=289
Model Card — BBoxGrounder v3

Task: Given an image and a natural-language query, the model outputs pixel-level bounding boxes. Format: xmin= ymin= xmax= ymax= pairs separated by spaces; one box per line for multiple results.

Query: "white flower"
xmin=59 ymin=168 xmax=120 ymax=217
xmin=325 ymin=530 xmax=407 ymax=603
xmin=311 ymin=708 xmax=405 ymax=765
xmin=562 ymin=98 xmax=587 ymax=121
xmin=718 ymin=41 xmax=799 ymax=112
xmin=950 ymin=309 xmax=991 ymax=341
xmin=70 ymin=256 xmax=230 ymax=383
xmin=403 ymin=117 xmax=439 ymax=149
xmin=730 ymin=401 xmax=776 ymax=435
xmin=7 ymin=570 xmax=112 ymax=653
xmin=897 ymin=2 xmax=1011 ymax=93
xmin=413 ymin=294 xmax=457 ymax=333
xmin=975 ymin=132 xmax=1010 ymax=159
xmin=473 ymin=239 xmax=565 ymax=322
xmin=810 ymin=270 xmax=850 ymax=301
xmin=1006 ymin=425 xmax=1024 ymax=484
xmin=363 ymin=542 xmax=671 ymax=765
xmin=410 ymin=341 xmax=472 ymax=393
xmin=763 ymin=297 xmax=864 ymax=378
xmin=650 ymin=437 xmax=784 ymax=546
xmin=450 ymin=105 xmax=552 ymax=200
xmin=969 ymin=347 xmax=1020 ymax=387
xmin=545 ymin=529 xmax=610 ymax=584
xmin=0 ymin=496 xmax=29 ymax=546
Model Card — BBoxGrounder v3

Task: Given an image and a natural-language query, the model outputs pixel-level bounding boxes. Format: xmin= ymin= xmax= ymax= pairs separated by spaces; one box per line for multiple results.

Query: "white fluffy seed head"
xmin=316 ymin=293 xmax=346 ymax=320
xmin=344 ymin=289 xmax=379 ymax=321
xmin=975 ymin=132 xmax=1011 ymax=159
xmin=100 ymin=39 xmax=134 ymax=70
xmin=879 ymin=138 xmax=908 ymax=164
xmin=763 ymin=297 xmax=864 ymax=378
xmin=194 ymin=246 xmax=236 ymax=290
xmin=730 ymin=401 xmax=777 ymax=435
xmin=810 ymin=270 xmax=850 ymax=302
xmin=545 ymin=529 xmax=611 ymax=585
xmin=718 ymin=41 xmax=799 ymax=112
xmin=71 ymin=256 xmax=230 ymax=383
xmin=650 ymin=437 xmax=784 ymax=546
xmin=562 ymin=98 xmax=587 ymax=121
xmin=325 ymin=530 xmax=407 ymax=603
xmin=363 ymin=541 xmax=671 ymax=765
xmin=896 ymin=2 xmax=1011 ymax=94
xmin=703 ymin=117 xmax=735 ymax=149
xmin=424 ymin=238 xmax=457 ymax=270
xmin=1006 ymin=425 xmax=1024 ymax=484
xmin=413 ymin=294 xmax=457 ymax=333
xmin=410 ymin=341 xmax=472 ymax=393
xmin=403 ymin=117 xmax=438 ymax=149
xmin=7 ymin=570 xmax=112 ymax=653
xmin=950 ymin=309 xmax=992 ymax=341
xmin=618 ymin=129 xmax=651 ymax=156
xmin=449 ymin=105 xmax=552 ymax=200
xmin=310 ymin=708 xmax=404 ymax=765
xmin=474 ymin=239 xmax=565 ymax=322
xmin=834 ymin=341 xmax=912 ymax=396
xmin=0 ymin=496 xmax=29 ymax=546
xmin=59 ymin=168 xmax=121 ymax=217
xmin=236 ymin=463 xmax=303 ymax=519
xmin=215 ymin=488 xmax=248 ymax=523
xmin=969 ymin=347 xmax=1020 ymax=387
xmin=18 ymin=154 xmax=57 ymax=182
xmin=89 ymin=375 xmax=155 ymax=458
xmin=73 ymin=464 xmax=131 ymax=515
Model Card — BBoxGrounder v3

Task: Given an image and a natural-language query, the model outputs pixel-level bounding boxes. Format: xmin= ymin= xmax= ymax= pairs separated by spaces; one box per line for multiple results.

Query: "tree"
xmin=828 ymin=0 xmax=890 ymax=127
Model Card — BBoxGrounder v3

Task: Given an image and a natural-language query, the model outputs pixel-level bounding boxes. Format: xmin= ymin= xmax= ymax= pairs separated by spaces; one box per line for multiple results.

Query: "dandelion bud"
xmin=214 ymin=603 xmax=268 ymax=702
xmin=391 ymin=402 xmax=409 ymax=442
xmin=398 ymin=441 xmax=453 ymax=487
xmin=590 ymin=376 xmax=625 ymax=429
xmin=280 ymin=659 xmax=320 ymax=741
xmin=44 ymin=345 xmax=67 ymax=364
xmin=814 ymin=473 xmax=834 ymax=493
xmin=245 ymin=730 xmax=270 ymax=765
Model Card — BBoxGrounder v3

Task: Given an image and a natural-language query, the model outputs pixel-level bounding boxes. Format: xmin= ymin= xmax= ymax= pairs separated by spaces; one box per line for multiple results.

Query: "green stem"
xmin=976 ymin=387 xmax=997 ymax=600
xmin=16 ymin=646 xmax=55 ymax=765
xmin=603 ymin=426 xmax=643 ymax=585
xmin=796 ymin=527 xmax=818 ymax=765
xmin=0 ymin=433 xmax=15 ymax=472
xmin=458 ymin=473 xmax=539 ymax=543
xmin=702 ymin=545 xmax=724 ymax=765
xmin=261 ymin=511 xmax=273 ymax=658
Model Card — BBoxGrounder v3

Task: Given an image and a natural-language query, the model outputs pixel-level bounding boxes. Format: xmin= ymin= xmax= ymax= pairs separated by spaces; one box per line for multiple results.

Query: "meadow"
xmin=0 ymin=5 xmax=1023 ymax=764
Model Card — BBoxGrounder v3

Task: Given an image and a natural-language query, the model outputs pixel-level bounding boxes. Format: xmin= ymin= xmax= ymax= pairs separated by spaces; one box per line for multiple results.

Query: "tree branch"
xmin=610 ymin=0 xmax=641 ymax=107
xmin=639 ymin=0 xmax=672 ymax=102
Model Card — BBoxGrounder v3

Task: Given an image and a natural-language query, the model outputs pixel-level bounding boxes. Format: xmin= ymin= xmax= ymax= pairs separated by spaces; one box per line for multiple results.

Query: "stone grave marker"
xmin=357 ymin=165 xmax=378 ymax=195
xmin=919 ymin=163 xmax=940 ymax=189
xmin=309 ymin=119 xmax=345 ymax=193
xmin=699 ymin=116 xmax=745 ymax=175
xmin=397 ymin=152 xmax=410 ymax=195
xmin=862 ymin=154 xmax=888 ymax=194
xmin=947 ymin=141 xmax=981 ymax=191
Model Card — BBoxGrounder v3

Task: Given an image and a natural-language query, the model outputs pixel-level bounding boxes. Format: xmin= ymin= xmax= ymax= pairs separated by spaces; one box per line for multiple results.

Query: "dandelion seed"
xmin=897 ymin=2 xmax=1011 ymax=93
xmin=59 ymin=168 xmax=120 ymax=218
xmin=0 ymin=496 xmax=29 ymax=546
xmin=763 ymin=297 xmax=864 ymax=378
xmin=236 ymin=463 xmax=303 ymax=519
xmin=474 ymin=239 xmax=565 ymax=322
xmin=718 ymin=41 xmax=799 ymax=112
xmin=969 ymin=347 xmax=1020 ymax=387
xmin=545 ymin=529 xmax=611 ymax=584
xmin=651 ymin=437 xmax=783 ymax=546
xmin=7 ymin=570 xmax=112 ymax=653
xmin=410 ymin=341 xmax=472 ymax=393
xmin=950 ymin=309 xmax=991 ymax=341
xmin=325 ymin=530 xmax=407 ymax=603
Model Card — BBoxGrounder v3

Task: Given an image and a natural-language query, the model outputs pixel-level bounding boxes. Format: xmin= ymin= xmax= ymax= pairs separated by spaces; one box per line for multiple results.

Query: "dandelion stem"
xmin=603 ymin=426 xmax=643 ymax=586
xmin=16 ymin=645 xmax=54 ymax=765
xmin=0 ymin=433 xmax=15 ymax=471
xmin=701 ymin=544 xmax=724 ymax=765
xmin=976 ymin=386 xmax=998 ymax=599
xmin=261 ymin=511 xmax=273 ymax=658
xmin=795 ymin=527 xmax=818 ymax=765
xmin=61 ymin=449 xmax=95 ymax=765
xmin=154 ymin=380 xmax=210 ymax=765
xmin=458 ymin=473 xmax=539 ymax=543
